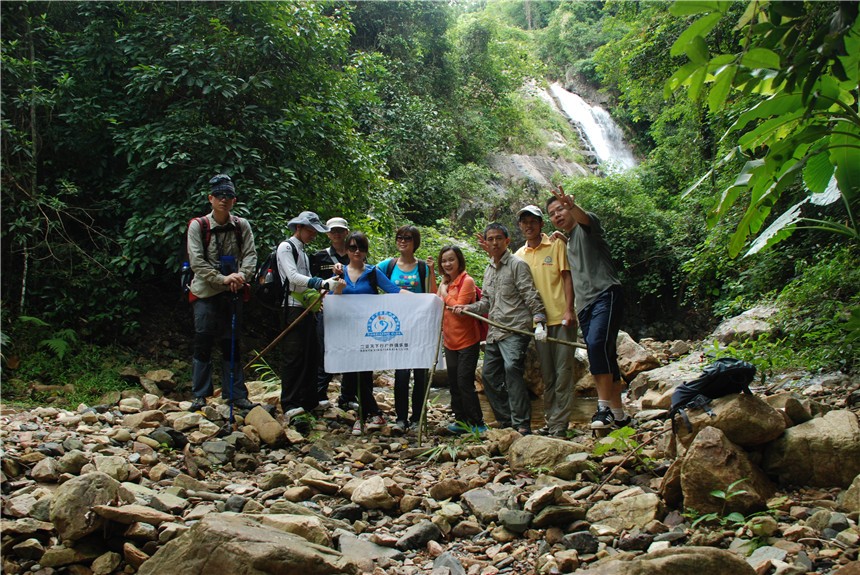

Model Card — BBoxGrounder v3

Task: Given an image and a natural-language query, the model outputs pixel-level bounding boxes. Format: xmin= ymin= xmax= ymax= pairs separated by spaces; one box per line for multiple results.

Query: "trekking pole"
xmin=244 ymin=290 xmax=328 ymax=371
xmin=449 ymin=307 xmax=587 ymax=349
xmin=417 ymin=311 xmax=445 ymax=447
xmin=228 ymin=293 xmax=238 ymax=427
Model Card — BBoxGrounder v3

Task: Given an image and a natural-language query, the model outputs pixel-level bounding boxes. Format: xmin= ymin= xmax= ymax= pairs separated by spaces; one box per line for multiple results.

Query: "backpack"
xmin=182 ymin=216 xmax=244 ymax=302
xmin=453 ymin=274 xmax=489 ymax=342
xmin=381 ymin=257 xmax=428 ymax=292
xmin=668 ymin=357 xmax=757 ymax=432
xmin=254 ymin=240 xmax=298 ymax=310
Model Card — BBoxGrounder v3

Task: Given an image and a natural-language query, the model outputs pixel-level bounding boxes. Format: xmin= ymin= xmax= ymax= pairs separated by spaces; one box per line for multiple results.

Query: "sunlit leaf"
xmin=746 ymin=200 xmax=803 ymax=256
xmin=670 ymin=12 xmax=724 ymax=57
xmin=741 ymin=48 xmax=780 ymax=70
xmin=803 ymin=151 xmax=835 ymax=194
xmin=669 ymin=1 xmax=725 ymax=16
xmin=830 ymin=125 xmax=860 ymax=203
xmin=708 ymin=64 xmax=736 ymax=113
xmin=685 ymin=35 xmax=710 ymax=65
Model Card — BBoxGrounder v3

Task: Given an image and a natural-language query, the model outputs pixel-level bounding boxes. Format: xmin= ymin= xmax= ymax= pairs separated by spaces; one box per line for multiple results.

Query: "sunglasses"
xmin=396 ymin=235 xmax=414 ymax=242
xmin=212 ymin=193 xmax=236 ymax=200
xmin=347 ymin=245 xmax=364 ymax=252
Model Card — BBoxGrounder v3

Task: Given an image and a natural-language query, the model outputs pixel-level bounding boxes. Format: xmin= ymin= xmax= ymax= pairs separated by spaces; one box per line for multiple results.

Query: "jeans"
xmin=191 ymin=294 xmax=248 ymax=400
xmin=445 ymin=342 xmax=483 ymax=426
xmin=280 ymin=306 xmax=320 ymax=412
xmin=535 ymin=324 xmax=576 ymax=433
xmin=481 ymin=334 xmax=531 ymax=430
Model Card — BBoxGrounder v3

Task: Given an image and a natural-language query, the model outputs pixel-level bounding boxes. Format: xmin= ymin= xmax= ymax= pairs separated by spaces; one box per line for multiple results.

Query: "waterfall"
xmin=549 ymin=82 xmax=637 ymax=173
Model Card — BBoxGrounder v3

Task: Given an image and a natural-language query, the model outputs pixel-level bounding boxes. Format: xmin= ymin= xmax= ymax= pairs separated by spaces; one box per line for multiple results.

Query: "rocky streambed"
xmin=2 ymin=324 xmax=859 ymax=575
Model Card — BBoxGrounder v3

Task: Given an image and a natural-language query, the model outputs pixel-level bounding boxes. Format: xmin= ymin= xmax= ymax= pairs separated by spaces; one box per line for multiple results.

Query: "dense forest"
xmin=2 ymin=1 xmax=858 ymax=400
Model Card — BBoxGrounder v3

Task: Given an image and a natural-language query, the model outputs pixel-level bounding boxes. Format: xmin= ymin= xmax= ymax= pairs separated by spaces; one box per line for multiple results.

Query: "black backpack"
xmin=668 ymin=357 xmax=757 ymax=432
xmin=254 ymin=240 xmax=298 ymax=310
xmin=181 ymin=216 xmax=244 ymax=300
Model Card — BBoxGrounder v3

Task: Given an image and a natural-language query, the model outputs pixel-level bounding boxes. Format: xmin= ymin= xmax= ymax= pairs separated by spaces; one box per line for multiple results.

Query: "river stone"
xmin=50 ymin=471 xmax=126 ymax=542
xmin=429 ymin=478 xmax=469 ymax=501
xmin=122 ymin=410 xmax=165 ymax=429
xmin=508 ymin=435 xmax=587 ymax=472
xmin=573 ymin=546 xmax=756 ymax=575
xmin=396 ymin=520 xmax=443 ymax=551
xmin=39 ymin=541 xmax=104 ymax=568
xmin=93 ymin=455 xmax=133 ymax=481
xmin=92 ymin=551 xmax=122 ymax=575
xmin=681 ymin=426 xmax=775 ymax=515
xmin=675 ymin=393 xmax=785 ymax=449
xmin=244 ymin=406 xmax=287 ymax=447
xmin=335 ymin=529 xmax=404 ymax=571
xmin=762 ymin=410 xmax=860 ymax=488
xmin=461 ymin=484 xmax=518 ymax=523
xmin=628 ymin=352 xmax=705 ymax=401
xmin=138 ymin=513 xmax=355 ymax=575
xmin=840 ymin=474 xmax=860 ymax=514
xmin=57 ymin=449 xmax=89 ymax=475
xmin=498 ymin=508 xmax=533 ymax=533
xmin=351 ymin=475 xmax=397 ymax=510
xmin=585 ymin=493 xmax=663 ymax=532
xmin=91 ymin=504 xmax=176 ymax=526
xmin=31 ymin=457 xmax=60 ymax=482
xmin=255 ymin=514 xmax=332 ymax=547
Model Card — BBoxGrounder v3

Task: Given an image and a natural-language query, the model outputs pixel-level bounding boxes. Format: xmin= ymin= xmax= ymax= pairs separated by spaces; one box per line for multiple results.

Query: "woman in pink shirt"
xmin=438 ymin=245 xmax=487 ymax=434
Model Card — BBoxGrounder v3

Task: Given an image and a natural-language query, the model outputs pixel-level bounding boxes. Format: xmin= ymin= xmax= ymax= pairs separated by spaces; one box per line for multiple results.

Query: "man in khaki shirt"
xmin=514 ymin=205 xmax=576 ymax=437
xmin=454 ymin=223 xmax=546 ymax=434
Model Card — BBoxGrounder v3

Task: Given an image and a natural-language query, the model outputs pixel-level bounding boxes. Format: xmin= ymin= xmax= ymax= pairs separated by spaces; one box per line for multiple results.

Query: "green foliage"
xmin=667 ymin=1 xmax=860 ymax=257
xmin=592 ymin=426 xmax=656 ymax=474
xmin=15 ymin=316 xmax=78 ymax=361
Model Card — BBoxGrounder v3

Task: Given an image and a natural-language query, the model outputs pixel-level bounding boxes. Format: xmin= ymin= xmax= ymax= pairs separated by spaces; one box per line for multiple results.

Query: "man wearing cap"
xmin=187 ymin=174 xmax=257 ymax=412
xmin=311 ymin=217 xmax=351 ymax=407
xmin=514 ymin=205 xmax=576 ymax=437
xmin=278 ymin=211 xmax=341 ymax=419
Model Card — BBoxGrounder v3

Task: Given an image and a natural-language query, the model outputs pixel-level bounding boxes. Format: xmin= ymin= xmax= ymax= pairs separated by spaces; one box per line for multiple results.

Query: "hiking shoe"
xmin=351 ymin=421 xmax=363 ymax=436
xmin=471 ymin=424 xmax=488 ymax=434
xmin=338 ymin=398 xmax=360 ymax=411
xmin=517 ymin=427 xmax=532 ymax=436
xmin=366 ymin=415 xmax=386 ymax=430
xmin=189 ymin=398 xmax=207 ymax=412
xmin=231 ymin=398 xmax=256 ymax=410
xmin=447 ymin=422 xmax=467 ymax=435
xmin=314 ymin=400 xmax=331 ymax=411
xmin=284 ymin=406 xmax=305 ymax=419
xmin=612 ymin=414 xmax=632 ymax=429
xmin=392 ymin=420 xmax=408 ymax=434
xmin=590 ymin=406 xmax=614 ymax=429
xmin=536 ymin=425 xmax=552 ymax=436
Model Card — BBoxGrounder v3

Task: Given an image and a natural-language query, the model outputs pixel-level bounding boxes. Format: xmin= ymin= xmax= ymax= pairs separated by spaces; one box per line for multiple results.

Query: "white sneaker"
xmin=392 ymin=420 xmax=407 ymax=434
xmin=351 ymin=420 xmax=363 ymax=436
xmin=284 ymin=407 xmax=305 ymax=419
xmin=366 ymin=415 xmax=386 ymax=430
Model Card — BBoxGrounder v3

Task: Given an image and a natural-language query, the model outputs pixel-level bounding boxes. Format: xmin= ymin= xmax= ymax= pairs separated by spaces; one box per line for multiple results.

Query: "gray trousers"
xmin=481 ymin=334 xmax=531 ymax=430
xmin=535 ymin=324 xmax=576 ymax=433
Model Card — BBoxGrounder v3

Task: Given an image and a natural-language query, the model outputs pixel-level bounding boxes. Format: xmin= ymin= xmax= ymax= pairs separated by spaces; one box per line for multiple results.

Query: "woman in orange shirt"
xmin=438 ymin=245 xmax=487 ymax=434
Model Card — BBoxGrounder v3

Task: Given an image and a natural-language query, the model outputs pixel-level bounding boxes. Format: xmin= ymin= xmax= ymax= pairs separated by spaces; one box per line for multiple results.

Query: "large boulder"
xmin=628 ymin=352 xmax=705 ymax=401
xmin=709 ymin=305 xmax=778 ymax=345
xmin=573 ymin=546 xmax=756 ymax=575
xmin=762 ymin=410 xmax=860 ymax=488
xmin=616 ymin=331 xmax=660 ymax=382
xmin=137 ymin=513 xmax=355 ymax=575
xmin=680 ymin=427 xmax=775 ymax=516
xmin=508 ymin=435 xmax=587 ymax=473
xmin=674 ymin=393 xmax=785 ymax=450
xmin=50 ymin=472 xmax=129 ymax=542
xmin=585 ymin=493 xmax=663 ymax=531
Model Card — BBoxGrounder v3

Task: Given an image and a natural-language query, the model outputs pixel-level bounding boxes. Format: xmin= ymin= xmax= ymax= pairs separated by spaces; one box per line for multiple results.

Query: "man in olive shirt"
xmin=454 ymin=222 xmax=547 ymax=434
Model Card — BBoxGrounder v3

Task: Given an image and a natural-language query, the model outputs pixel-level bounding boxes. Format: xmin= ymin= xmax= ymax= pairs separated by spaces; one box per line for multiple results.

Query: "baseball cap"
xmin=326 ymin=217 xmax=349 ymax=230
xmin=517 ymin=205 xmax=543 ymax=220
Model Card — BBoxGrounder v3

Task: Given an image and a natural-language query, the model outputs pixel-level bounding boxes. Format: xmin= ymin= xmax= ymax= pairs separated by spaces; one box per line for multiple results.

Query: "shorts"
xmin=578 ymin=285 xmax=623 ymax=379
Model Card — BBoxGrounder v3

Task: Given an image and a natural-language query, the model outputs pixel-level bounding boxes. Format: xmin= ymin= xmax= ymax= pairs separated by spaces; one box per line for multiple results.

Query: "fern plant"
xmin=17 ymin=316 xmax=78 ymax=360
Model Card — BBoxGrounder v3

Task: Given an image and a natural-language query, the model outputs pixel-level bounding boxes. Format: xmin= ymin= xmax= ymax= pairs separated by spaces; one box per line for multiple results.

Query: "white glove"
xmin=534 ymin=323 xmax=547 ymax=342
xmin=322 ymin=277 xmax=339 ymax=292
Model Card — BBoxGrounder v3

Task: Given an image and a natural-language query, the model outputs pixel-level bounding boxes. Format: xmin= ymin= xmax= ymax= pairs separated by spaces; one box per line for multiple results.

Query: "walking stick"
xmin=448 ymin=307 xmax=587 ymax=349
xmin=228 ymin=293 xmax=238 ymax=426
xmin=244 ymin=290 xmax=328 ymax=370
xmin=417 ymin=309 xmax=445 ymax=446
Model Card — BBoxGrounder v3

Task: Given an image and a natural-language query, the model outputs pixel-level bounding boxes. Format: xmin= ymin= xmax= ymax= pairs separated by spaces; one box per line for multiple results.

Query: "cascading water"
xmin=549 ymin=82 xmax=637 ymax=173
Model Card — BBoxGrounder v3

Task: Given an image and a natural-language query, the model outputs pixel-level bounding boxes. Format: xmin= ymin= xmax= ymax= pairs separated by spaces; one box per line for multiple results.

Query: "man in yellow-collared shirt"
xmin=514 ymin=205 xmax=577 ymax=437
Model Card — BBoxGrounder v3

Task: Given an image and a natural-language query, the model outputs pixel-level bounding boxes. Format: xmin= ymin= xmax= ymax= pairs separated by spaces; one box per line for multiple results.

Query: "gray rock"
xmin=57 ymin=449 xmax=89 ymax=475
xmin=709 ymin=305 xmax=778 ymax=345
xmin=508 ymin=435 xmax=587 ymax=473
xmin=675 ymin=393 xmax=786 ymax=450
xmin=498 ymin=508 xmax=533 ymax=534
xmin=50 ymin=471 xmax=125 ymax=542
xmin=562 ymin=531 xmax=599 ymax=554
xmin=351 ymin=475 xmax=397 ymax=510
xmin=31 ymin=457 xmax=60 ymax=482
xmin=138 ymin=513 xmax=356 ymax=575
xmin=586 ymin=493 xmax=663 ymax=532
xmin=572 ymin=546 xmax=756 ymax=575
xmin=533 ymin=505 xmax=587 ymax=528
xmin=396 ymin=520 xmax=443 ymax=551
xmin=433 ymin=551 xmax=467 ymax=575
xmin=336 ymin=529 xmax=404 ymax=569
xmin=201 ymin=440 xmax=235 ymax=466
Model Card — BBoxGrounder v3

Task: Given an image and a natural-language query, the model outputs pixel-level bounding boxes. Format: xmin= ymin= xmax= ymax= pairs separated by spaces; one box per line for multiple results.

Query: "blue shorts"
xmin=578 ymin=285 xmax=624 ymax=380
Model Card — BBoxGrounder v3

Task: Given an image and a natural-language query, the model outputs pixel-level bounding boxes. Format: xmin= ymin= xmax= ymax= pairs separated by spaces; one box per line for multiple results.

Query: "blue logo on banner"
xmin=365 ymin=311 xmax=403 ymax=342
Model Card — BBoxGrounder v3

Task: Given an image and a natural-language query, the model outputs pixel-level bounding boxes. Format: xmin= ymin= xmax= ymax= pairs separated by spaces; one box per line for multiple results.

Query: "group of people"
xmin=185 ymin=174 xmax=628 ymax=436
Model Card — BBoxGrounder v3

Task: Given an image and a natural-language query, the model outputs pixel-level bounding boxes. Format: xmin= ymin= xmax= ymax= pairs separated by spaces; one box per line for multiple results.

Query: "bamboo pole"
xmin=448 ymin=307 xmax=587 ymax=349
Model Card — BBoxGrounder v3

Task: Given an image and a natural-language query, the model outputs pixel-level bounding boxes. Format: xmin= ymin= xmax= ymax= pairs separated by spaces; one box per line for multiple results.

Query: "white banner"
xmin=324 ymin=293 xmax=443 ymax=373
